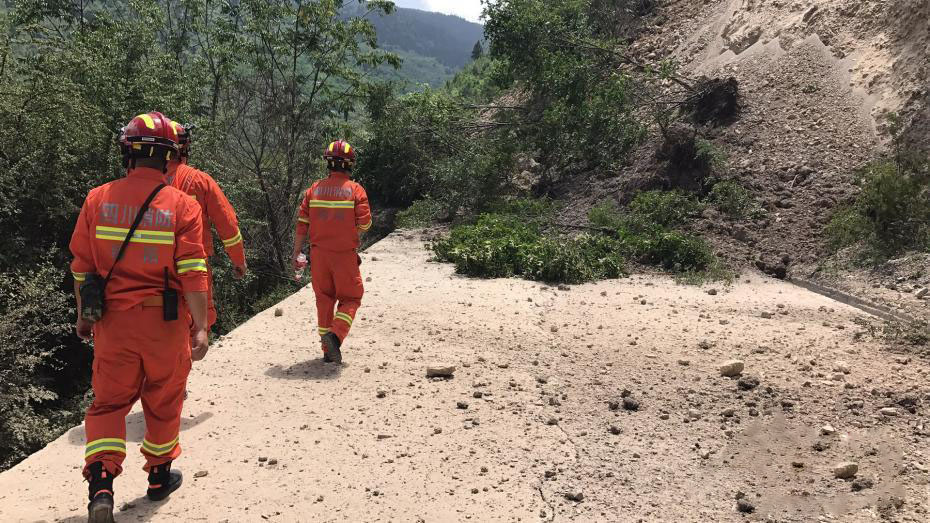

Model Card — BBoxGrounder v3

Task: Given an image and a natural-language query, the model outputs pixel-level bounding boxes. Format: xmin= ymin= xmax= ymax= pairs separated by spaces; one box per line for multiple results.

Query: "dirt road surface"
xmin=1 ymin=232 xmax=928 ymax=522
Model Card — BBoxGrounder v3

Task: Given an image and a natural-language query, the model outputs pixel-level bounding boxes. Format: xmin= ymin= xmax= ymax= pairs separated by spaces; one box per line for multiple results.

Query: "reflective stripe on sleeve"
xmin=297 ymin=217 xmax=310 ymax=224
xmin=222 ymin=229 xmax=243 ymax=248
xmin=177 ymin=258 xmax=208 ymax=274
xmin=357 ymin=221 xmax=372 ymax=232
xmin=73 ymin=271 xmax=87 ymax=282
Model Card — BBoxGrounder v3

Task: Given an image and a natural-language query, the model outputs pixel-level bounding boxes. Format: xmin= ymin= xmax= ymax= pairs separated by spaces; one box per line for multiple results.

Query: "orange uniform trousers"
xmin=311 ymin=248 xmax=364 ymax=345
xmin=83 ymin=303 xmax=191 ymax=478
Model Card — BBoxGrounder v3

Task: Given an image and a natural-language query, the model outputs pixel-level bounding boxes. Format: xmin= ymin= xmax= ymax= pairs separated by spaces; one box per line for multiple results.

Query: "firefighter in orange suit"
xmin=70 ymin=112 xmax=210 ymax=522
xmin=165 ymin=120 xmax=247 ymax=329
xmin=293 ymin=140 xmax=372 ymax=364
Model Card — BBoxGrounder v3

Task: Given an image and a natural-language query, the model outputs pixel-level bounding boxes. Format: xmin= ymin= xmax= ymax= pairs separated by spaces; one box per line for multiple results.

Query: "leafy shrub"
xmin=827 ymin=159 xmax=930 ymax=259
xmin=627 ymin=190 xmax=704 ymax=227
xmin=433 ymin=214 xmax=626 ymax=283
xmin=0 ymin=258 xmax=89 ymax=469
xmin=587 ymin=192 xmax=716 ymax=273
xmin=396 ymin=199 xmax=444 ymax=229
xmin=709 ymin=180 xmax=764 ymax=219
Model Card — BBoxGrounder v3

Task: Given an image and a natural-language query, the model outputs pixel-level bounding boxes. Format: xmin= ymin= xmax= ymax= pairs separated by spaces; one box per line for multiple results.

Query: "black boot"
xmin=321 ymin=332 xmax=342 ymax=364
xmin=147 ymin=462 xmax=183 ymax=501
xmin=86 ymin=461 xmax=114 ymax=523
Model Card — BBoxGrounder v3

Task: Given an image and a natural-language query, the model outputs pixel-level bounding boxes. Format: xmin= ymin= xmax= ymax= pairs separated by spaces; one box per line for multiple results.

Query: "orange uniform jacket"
xmin=296 ymin=172 xmax=372 ymax=252
xmin=170 ymin=163 xmax=245 ymax=266
xmin=70 ymin=167 xmax=208 ymax=308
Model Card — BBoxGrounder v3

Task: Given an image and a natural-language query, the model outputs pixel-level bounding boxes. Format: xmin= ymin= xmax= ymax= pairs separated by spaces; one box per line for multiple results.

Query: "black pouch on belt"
xmin=80 ymin=274 xmax=106 ymax=322
xmin=162 ymin=267 xmax=179 ymax=322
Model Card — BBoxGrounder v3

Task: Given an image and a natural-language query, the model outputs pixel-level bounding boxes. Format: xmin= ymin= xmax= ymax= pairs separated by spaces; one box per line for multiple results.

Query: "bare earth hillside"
xmin=564 ymin=0 xmax=930 ymax=322
xmin=1 ymin=232 xmax=928 ymax=522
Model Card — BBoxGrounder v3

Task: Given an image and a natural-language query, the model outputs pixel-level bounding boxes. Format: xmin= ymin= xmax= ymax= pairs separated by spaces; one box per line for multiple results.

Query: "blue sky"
xmin=393 ymin=0 xmax=484 ymax=23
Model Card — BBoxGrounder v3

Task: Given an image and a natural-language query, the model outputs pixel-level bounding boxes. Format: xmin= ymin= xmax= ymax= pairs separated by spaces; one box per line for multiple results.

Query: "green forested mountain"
xmin=345 ymin=3 xmax=484 ymax=87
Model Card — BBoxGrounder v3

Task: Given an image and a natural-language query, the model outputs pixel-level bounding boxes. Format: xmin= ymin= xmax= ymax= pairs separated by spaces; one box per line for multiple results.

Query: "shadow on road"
xmin=67 ymin=412 xmax=214 ymax=446
xmin=265 ymin=358 xmax=344 ymax=380
xmin=56 ymin=492 xmax=173 ymax=523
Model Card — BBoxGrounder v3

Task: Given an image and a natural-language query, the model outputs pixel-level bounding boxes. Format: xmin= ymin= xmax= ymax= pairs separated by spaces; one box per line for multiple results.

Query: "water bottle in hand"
xmin=295 ymin=253 xmax=308 ymax=281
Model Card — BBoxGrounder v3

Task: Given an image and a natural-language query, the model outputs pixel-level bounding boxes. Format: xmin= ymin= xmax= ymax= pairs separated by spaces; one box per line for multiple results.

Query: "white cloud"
xmin=422 ymin=0 xmax=484 ymax=23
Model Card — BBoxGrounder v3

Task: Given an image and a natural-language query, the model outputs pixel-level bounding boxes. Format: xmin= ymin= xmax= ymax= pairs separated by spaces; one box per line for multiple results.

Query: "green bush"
xmin=0 ymin=259 xmax=89 ymax=469
xmin=709 ymin=180 xmax=764 ymax=219
xmin=827 ymin=159 xmax=930 ymax=259
xmin=587 ymin=192 xmax=717 ymax=273
xmin=396 ymin=199 xmax=444 ymax=229
xmin=627 ymin=190 xmax=704 ymax=227
xmin=433 ymin=214 xmax=626 ymax=283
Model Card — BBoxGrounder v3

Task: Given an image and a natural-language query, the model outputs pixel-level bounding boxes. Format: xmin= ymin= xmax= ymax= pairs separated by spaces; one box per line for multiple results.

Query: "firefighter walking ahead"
xmin=293 ymin=140 xmax=372 ymax=364
xmin=70 ymin=111 xmax=210 ymax=522
xmin=165 ymin=120 xmax=248 ymax=329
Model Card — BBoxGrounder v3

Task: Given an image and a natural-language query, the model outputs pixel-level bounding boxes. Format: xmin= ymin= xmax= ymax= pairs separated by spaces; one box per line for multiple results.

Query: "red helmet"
xmin=119 ymin=112 xmax=180 ymax=165
xmin=323 ymin=140 xmax=356 ymax=171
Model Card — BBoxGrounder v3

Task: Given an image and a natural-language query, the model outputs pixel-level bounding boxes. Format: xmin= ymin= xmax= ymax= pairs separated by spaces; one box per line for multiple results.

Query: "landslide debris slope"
xmin=0 ymin=232 xmax=928 ymax=522
xmin=565 ymin=0 xmax=930 ymax=321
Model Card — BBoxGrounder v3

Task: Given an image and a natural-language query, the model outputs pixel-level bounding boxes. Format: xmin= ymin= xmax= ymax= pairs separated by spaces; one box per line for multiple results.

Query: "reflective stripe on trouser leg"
xmin=83 ymin=310 xmax=147 ymax=479
xmin=329 ymin=250 xmax=364 ymax=341
xmin=311 ymin=248 xmax=336 ymax=346
xmin=137 ymin=306 xmax=191 ymax=472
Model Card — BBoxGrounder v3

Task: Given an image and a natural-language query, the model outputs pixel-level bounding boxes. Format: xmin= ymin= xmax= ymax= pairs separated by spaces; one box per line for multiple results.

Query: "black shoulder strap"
xmin=103 ymin=184 xmax=166 ymax=285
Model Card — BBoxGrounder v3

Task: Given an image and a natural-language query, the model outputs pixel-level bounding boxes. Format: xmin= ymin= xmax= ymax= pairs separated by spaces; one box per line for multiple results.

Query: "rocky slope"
xmin=1 ymin=232 xmax=928 ymax=522
xmin=565 ymin=0 xmax=930 ymax=322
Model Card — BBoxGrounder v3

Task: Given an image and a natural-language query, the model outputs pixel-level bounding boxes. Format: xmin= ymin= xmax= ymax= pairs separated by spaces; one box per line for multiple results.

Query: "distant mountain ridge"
xmin=350 ymin=4 xmax=484 ymax=70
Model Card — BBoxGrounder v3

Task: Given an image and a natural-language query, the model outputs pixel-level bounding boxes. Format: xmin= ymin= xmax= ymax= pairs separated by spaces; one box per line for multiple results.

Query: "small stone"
xmin=737 ymin=375 xmax=759 ymax=390
xmin=698 ymin=340 xmax=712 ymax=350
xmin=544 ymin=470 xmax=556 ymax=478
xmin=565 ymin=491 xmax=584 ymax=502
xmin=471 ymin=488 xmax=479 ymax=494
xmin=707 ymin=288 xmax=718 ymax=296
xmin=427 ymin=366 xmax=456 ymax=378
xmin=678 ymin=359 xmax=690 ymax=366
xmin=546 ymin=417 xmax=558 ymax=426
xmin=792 ymin=461 xmax=805 ymax=469
xmin=834 ymin=361 xmax=851 ymax=374
xmin=608 ymin=425 xmax=622 ymax=435
xmin=622 ymin=397 xmax=640 ymax=411
xmin=916 ymin=288 xmax=929 ymax=299
xmin=274 ymin=308 xmax=283 ymax=317
xmin=258 ymin=457 xmax=268 ymax=463
xmin=879 ymin=407 xmax=898 ymax=417
xmin=736 ymin=499 xmax=755 ymax=513
xmin=833 ymin=462 xmax=858 ymax=479
xmin=851 ymin=477 xmax=874 ymax=492
xmin=719 ymin=360 xmax=745 ymax=377
xmin=194 ymin=470 xmax=208 ymax=478
xmin=457 ymin=401 xmax=469 ymax=410
xmin=550 ymin=325 xmax=559 ymax=333
xmin=433 ymin=428 xmax=442 ymax=435
xmin=608 ymin=400 xmax=620 ymax=411
xmin=760 ymin=312 xmax=773 ymax=319
xmin=376 ymin=390 xmax=387 ymax=399
xmin=721 ymin=407 xmax=736 ymax=417
xmin=536 ymin=376 xmax=548 ymax=384
xmin=366 ymin=277 xmax=372 ymax=282
xmin=473 ymin=391 xmax=484 ymax=399
xmin=268 ymin=459 xmax=278 ymax=466
xmin=820 ymin=425 xmax=836 ymax=436
xmin=688 ymin=409 xmax=701 ymax=420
